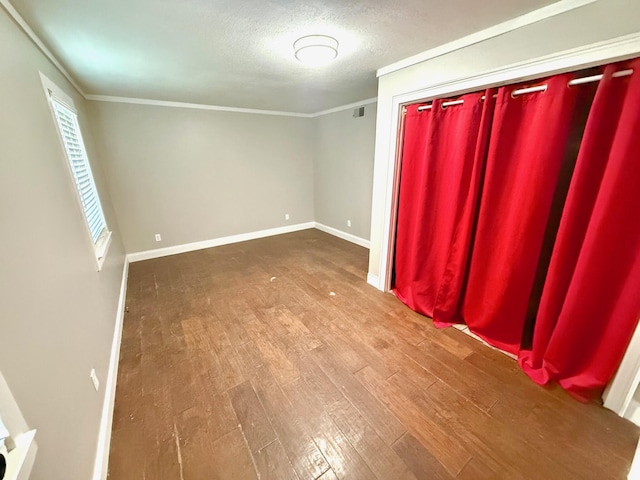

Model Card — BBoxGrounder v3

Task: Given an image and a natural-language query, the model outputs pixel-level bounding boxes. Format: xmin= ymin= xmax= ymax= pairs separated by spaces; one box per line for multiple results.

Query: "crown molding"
xmin=310 ymin=97 xmax=378 ymax=117
xmin=85 ymin=94 xmax=377 ymax=118
xmin=3 ymin=0 xmax=376 ymax=118
xmin=2 ymin=0 xmax=595 ymax=116
xmin=377 ymin=0 xmax=598 ymax=77
xmin=84 ymin=94 xmax=316 ymax=118
xmin=1 ymin=0 xmax=86 ymax=97
xmin=2 ymin=0 xmax=366 ymax=117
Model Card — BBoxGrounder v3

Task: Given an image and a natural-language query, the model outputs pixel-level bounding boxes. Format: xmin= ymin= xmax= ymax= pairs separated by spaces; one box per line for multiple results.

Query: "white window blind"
xmin=50 ymin=96 xmax=108 ymax=245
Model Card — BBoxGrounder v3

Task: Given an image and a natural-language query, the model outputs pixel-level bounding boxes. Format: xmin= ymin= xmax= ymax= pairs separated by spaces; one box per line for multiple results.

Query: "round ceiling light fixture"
xmin=293 ymin=35 xmax=339 ymax=66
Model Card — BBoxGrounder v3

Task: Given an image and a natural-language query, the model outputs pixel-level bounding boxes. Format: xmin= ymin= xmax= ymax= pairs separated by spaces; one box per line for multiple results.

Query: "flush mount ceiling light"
xmin=293 ymin=35 xmax=339 ymax=66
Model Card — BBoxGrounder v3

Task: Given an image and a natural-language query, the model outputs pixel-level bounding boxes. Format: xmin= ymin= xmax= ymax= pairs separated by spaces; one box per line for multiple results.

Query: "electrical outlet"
xmin=347 ymin=220 xmax=352 ymax=228
xmin=89 ymin=368 xmax=100 ymax=392
xmin=155 ymin=233 xmax=162 ymax=242
xmin=285 ymin=214 xmax=290 ymax=221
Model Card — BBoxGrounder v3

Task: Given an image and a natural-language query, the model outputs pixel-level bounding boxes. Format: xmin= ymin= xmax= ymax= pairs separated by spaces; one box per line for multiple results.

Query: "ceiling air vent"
xmin=353 ymin=106 xmax=365 ymax=118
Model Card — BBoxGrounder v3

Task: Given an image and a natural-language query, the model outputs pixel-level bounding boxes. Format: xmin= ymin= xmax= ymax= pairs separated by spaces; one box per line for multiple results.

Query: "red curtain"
xmin=393 ymin=104 xmax=432 ymax=312
xmin=394 ymin=92 xmax=491 ymax=318
xmin=394 ymin=60 xmax=640 ymax=399
xmin=432 ymin=91 xmax=496 ymax=326
xmin=461 ymin=74 xmax=579 ymax=355
xmin=519 ymin=59 xmax=640 ymax=398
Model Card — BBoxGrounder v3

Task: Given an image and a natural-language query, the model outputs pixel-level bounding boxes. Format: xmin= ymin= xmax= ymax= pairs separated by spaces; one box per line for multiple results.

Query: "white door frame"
xmin=373 ymin=32 xmax=640 ymax=293
xmin=603 ymin=320 xmax=640 ymax=418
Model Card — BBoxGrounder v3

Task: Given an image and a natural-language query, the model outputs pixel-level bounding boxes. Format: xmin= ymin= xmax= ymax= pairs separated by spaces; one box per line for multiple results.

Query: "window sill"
xmin=95 ymin=230 xmax=112 ymax=271
xmin=3 ymin=429 xmax=37 ymax=480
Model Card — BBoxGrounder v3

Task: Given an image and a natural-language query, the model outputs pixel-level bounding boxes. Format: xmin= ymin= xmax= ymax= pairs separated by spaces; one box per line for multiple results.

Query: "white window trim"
xmin=39 ymin=72 xmax=112 ymax=271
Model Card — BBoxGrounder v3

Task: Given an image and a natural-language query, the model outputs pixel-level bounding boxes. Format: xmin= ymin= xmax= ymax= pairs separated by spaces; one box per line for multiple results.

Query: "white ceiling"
xmin=11 ymin=0 xmax=557 ymax=113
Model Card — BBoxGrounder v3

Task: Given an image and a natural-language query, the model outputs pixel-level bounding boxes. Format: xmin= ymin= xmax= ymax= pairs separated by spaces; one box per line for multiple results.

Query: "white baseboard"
xmin=625 ymin=398 xmax=640 ymax=427
xmin=313 ymin=222 xmax=370 ymax=249
xmin=367 ymin=272 xmax=382 ymax=290
xmin=92 ymin=258 xmax=129 ymax=480
xmin=127 ymin=222 xmax=315 ymax=262
xmin=127 ymin=222 xmax=373 ymax=263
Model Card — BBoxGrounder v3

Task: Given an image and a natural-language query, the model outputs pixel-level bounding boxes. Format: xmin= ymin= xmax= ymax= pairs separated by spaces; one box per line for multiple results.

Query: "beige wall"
xmin=89 ymin=102 xmax=315 ymax=253
xmin=368 ymin=0 xmax=640 ymax=283
xmin=0 ymin=7 xmax=126 ymax=480
xmin=313 ymin=103 xmax=377 ymax=241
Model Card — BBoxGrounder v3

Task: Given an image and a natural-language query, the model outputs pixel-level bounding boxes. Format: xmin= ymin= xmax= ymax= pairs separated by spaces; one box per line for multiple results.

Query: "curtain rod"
xmin=416 ymin=69 xmax=634 ymax=112
xmin=417 ymin=99 xmax=464 ymax=111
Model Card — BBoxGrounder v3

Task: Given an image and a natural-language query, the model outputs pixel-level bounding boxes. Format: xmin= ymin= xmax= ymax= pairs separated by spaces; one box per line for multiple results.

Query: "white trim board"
xmin=86 ymin=94 xmax=377 ymax=118
xmin=127 ymin=222 xmax=372 ymax=263
xmin=127 ymin=223 xmax=315 ymax=262
xmin=376 ymin=0 xmax=597 ymax=77
xmin=367 ymin=272 xmax=380 ymax=289
xmin=314 ymin=222 xmax=370 ymax=249
xmin=310 ymin=98 xmax=378 ymax=118
xmin=0 ymin=372 xmax=38 ymax=480
xmin=85 ymin=95 xmax=315 ymax=118
xmin=92 ymin=258 xmax=129 ymax=480
xmin=371 ymin=32 xmax=640 ymax=294
xmin=625 ymin=399 xmax=640 ymax=427
xmin=0 ymin=0 xmax=83 ymax=96
xmin=604 ymin=319 xmax=640 ymax=419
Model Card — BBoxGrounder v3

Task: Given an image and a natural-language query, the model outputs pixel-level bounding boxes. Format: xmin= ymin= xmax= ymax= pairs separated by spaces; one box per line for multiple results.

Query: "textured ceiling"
xmin=11 ymin=0 xmax=557 ymax=112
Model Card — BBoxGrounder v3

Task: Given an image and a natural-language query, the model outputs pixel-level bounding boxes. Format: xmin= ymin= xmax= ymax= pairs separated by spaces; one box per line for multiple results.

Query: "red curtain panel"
xmin=519 ymin=59 xmax=640 ymax=399
xmin=393 ymin=92 xmax=489 ymax=318
xmin=432 ymin=90 xmax=496 ymax=326
xmin=393 ymin=104 xmax=432 ymax=313
xmin=460 ymin=74 xmax=579 ymax=355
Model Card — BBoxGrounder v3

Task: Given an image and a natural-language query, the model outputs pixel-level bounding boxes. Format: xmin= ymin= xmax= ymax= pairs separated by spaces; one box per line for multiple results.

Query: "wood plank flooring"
xmin=109 ymin=229 xmax=639 ymax=479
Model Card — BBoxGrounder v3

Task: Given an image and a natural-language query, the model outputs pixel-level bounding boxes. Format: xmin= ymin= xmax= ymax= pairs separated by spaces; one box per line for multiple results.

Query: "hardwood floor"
xmin=109 ymin=229 xmax=639 ymax=479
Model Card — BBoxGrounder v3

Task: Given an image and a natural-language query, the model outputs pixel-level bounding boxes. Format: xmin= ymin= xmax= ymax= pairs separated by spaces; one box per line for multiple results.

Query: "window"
xmin=40 ymin=73 xmax=111 ymax=270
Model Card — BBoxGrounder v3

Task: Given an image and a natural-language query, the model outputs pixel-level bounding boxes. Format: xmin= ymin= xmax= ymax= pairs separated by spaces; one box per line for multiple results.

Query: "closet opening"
xmin=387 ymin=58 xmax=640 ymax=403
